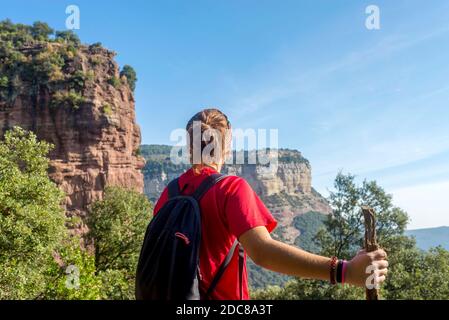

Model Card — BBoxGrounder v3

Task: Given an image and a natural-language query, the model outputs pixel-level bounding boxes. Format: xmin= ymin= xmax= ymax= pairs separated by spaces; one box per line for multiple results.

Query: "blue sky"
xmin=2 ymin=0 xmax=449 ymax=229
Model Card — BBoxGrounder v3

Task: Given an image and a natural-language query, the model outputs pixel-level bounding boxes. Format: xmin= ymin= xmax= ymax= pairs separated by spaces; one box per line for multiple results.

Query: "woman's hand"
xmin=345 ymin=249 xmax=388 ymax=288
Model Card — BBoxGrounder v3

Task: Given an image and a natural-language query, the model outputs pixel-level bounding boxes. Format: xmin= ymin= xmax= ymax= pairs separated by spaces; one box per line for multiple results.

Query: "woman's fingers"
xmin=376 ymin=275 xmax=386 ymax=284
xmin=378 ymin=268 xmax=388 ymax=277
xmin=371 ymin=249 xmax=387 ymax=260
xmin=373 ymin=260 xmax=388 ymax=269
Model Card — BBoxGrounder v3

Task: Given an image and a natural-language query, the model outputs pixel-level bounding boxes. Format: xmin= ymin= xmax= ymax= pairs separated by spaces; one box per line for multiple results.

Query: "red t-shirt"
xmin=153 ymin=166 xmax=277 ymax=300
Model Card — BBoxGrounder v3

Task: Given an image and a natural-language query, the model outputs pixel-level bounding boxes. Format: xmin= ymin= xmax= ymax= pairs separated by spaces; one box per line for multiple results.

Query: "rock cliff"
xmin=0 ymin=30 xmax=144 ymax=221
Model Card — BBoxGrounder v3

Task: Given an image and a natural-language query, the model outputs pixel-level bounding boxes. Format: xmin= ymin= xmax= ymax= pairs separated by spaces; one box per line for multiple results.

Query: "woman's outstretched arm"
xmin=239 ymin=226 xmax=388 ymax=288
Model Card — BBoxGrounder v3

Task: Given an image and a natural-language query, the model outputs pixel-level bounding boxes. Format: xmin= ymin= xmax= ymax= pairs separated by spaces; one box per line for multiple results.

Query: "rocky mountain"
xmin=0 ymin=22 xmax=144 ymax=228
xmin=141 ymin=144 xmax=331 ymax=287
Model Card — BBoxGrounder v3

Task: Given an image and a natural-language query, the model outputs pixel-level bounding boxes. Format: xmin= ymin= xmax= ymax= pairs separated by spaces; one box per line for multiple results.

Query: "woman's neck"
xmin=195 ymin=163 xmax=221 ymax=172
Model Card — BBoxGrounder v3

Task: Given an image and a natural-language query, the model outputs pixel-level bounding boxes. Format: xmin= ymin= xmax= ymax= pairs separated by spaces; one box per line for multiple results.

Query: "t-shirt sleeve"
xmin=223 ymin=177 xmax=277 ymax=239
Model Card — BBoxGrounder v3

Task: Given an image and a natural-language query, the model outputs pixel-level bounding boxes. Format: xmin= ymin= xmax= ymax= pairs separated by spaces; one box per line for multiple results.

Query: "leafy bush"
xmin=102 ymin=103 xmax=113 ymax=115
xmin=69 ymin=70 xmax=94 ymax=91
xmin=108 ymin=76 xmax=121 ymax=89
xmin=0 ymin=75 xmax=8 ymax=87
xmin=134 ymin=147 xmax=142 ymax=157
xmin=90 ymin=56 xmax=102 ymax=66
xmin=50 ymin=90 xmax=86 ymax=110
xmin=0 ymin=75 xmax=8 ymax=100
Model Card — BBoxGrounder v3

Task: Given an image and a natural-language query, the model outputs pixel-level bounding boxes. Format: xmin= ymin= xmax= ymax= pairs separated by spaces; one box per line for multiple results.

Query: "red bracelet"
xmin=329 ymin=256 xmax=338 ymax=285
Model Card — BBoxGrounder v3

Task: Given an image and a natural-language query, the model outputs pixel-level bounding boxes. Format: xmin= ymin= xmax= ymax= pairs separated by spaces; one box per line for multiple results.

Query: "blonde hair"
xmin=186 ymin=108 xmax=231 ymax=174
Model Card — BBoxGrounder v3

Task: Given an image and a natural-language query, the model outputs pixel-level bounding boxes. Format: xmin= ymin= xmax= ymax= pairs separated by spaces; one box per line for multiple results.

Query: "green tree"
xmin=120 ymin=65 xmax=137 ymax=91
xmin=87 ymin=187 xmax=152 ymax=299
xmin=0 ymin=127 xmax=66 ymax=299
xmin=315 ymin=173 xmax=408 ymax=259
xmin=30 ymin=21 xmax=54 ymax=41
xmin=253 ymin=172 xmax=449 ymax=300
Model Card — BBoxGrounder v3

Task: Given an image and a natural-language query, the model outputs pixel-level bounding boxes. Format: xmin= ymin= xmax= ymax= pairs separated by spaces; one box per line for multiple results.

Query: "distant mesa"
xmin=406 ymin=226 xmax=449 ymax=251
xmin=140 ymin=144 xmax=332 ymax=244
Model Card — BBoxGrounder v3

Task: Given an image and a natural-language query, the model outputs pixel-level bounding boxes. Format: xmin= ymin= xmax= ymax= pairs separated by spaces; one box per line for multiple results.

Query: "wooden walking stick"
xmin=362 ymin=206 xmax=380 ymax=300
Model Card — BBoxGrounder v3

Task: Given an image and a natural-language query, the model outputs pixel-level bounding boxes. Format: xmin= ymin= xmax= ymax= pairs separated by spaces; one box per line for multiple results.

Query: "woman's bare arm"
xmin=239 ymin=226 xmax=388 ymax=287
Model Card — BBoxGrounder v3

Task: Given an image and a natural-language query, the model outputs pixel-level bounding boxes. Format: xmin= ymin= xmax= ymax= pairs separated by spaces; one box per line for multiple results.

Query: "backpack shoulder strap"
xmin=205 ymin=239 xmax=244 ymax=299
xmin=167 ymin=177 xmax=180 ymax=198
xmin=191 ymin=173 xmax=227 ymax=201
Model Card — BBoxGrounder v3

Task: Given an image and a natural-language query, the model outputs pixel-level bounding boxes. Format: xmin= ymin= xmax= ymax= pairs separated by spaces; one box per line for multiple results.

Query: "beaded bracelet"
xmin=329 ymin=256 xmax=338 ymax=285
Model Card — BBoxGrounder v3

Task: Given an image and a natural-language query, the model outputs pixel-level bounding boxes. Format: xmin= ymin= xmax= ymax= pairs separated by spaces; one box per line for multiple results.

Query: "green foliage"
xmin=293 ymin=211 xmax=326 ymax=253
xmin=108 ymin=76 xmax=121 ymax=89
xmin=86 ymin=187 xmax=152 ymax=299
xmin=0 ymin=19 xmax=34 ymax=46
xmin=30 ymin=21 xmax=54 ymax=41
xmin=43 ymin=236 xmax=102 ymax=300
xmin=120 ymin=65 xmax=137 ymax=91
xmin=315 ymin=173 xmax=409 ymax=259
xmin=69 ymin=70 xmax=94 ymax=91
xmin=55 ymin=30 xmax=80 ymax=46
xmin=140 ymin=145 xmax=190 ymax=189
xmin=42 ymin=186 xmax=152 ymax=300
xmin=89 ymin=42 xmax=103 ymax=50
xmin=248 ymin=259 xmax=293 ymax=289
xmin=0 ymin=75 xmax=8 ymax=88
xmin=0 ymin=127 xmax=66 ymax=299
xmin=90 ymin=55 xmax=102 ymax=66
xmin=0 ymin=20 xmax=98 ymax=108
xmin=277 ymin=149 xmax=310 ymax=165
xmin=50 ymin=90 xmax=86 ymax=110
xmin=382 ymin=245 xmax=449 ymax=299
xmin=28 ymin=45 xmax=65 ymax=83
xmin=97 ymin=269 xmax=135 ymax=300
xmin=0 ymin=128 xmax=152 ymax=300
xmin=87 ymin=187 xmax=152 ymax=272
xmin=102 ymin=103 xmax=113 ymax=115
xmin=254 ymin=172 xmax=449 ymax=300
xmin=140 ymin=144 xmax=175 ymax=158
xmin=248 ymin=212 xmax=327 ymax=289
xmin=143 ymin=159 xmax=189 ymax=180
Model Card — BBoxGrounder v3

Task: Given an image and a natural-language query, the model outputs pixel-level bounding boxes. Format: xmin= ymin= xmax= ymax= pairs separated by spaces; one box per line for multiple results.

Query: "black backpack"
xmin=135 ymin=173 xmax=244 ymax=300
